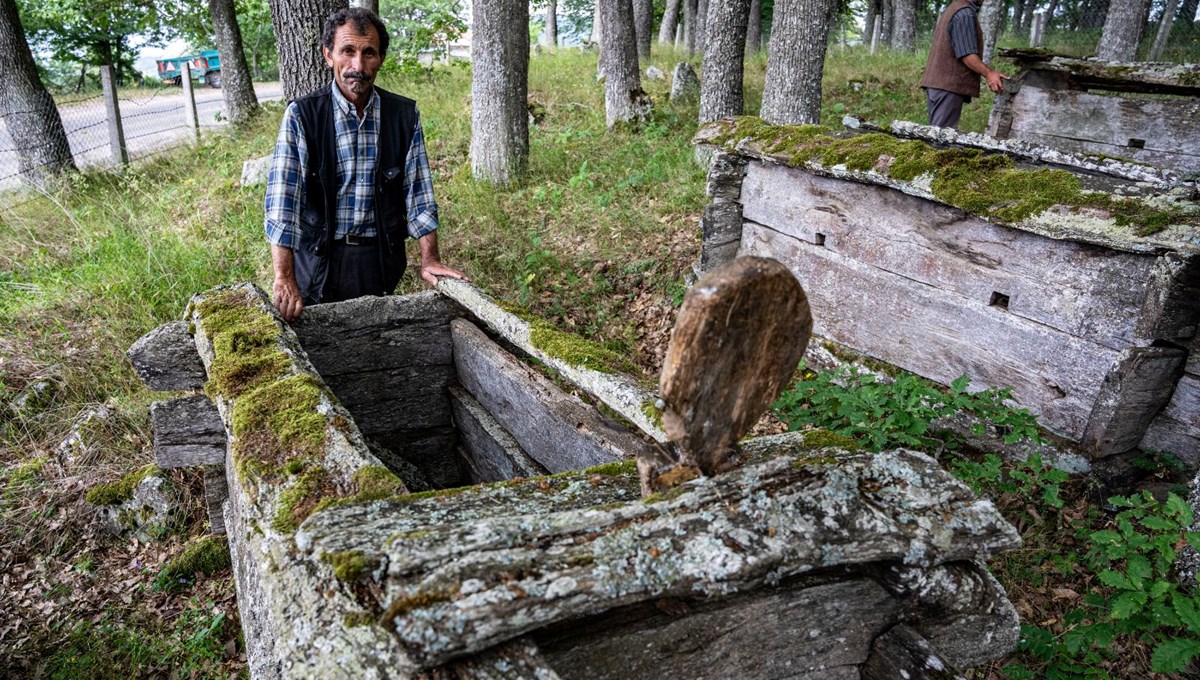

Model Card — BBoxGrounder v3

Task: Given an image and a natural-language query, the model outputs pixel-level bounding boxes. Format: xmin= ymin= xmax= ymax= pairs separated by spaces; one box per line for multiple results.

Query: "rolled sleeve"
xmin=263 ymin=103 xmax=308 ymax=250
xmin=404 ymin=108 xmax=440 ymax=239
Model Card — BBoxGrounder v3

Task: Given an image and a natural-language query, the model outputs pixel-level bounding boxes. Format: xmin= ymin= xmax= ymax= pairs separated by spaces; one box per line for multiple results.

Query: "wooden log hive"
xmin=694 ymin=116 xmax=1200 ymax=467
xmin=127 ymin=279 xmax=1023 ymax=678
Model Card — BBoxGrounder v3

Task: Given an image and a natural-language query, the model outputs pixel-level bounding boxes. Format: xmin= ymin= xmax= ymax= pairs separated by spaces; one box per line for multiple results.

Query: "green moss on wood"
xmin=529 ymin=320 xmax=636 ymax=374
xmin=197 ymin=290 xmax=289 ymax=400
xmin=800 ymin=429 xmax=862 ymax=451
xmin=343 ymin=612 xmax=376 ymax=628
xmin=582 ymin=460 xmax=638 ymax=476
xmin=272 ymin=466 xmax=334 ymax=533
xmin=352 ymin=466 xmax=405 ymax=497
xmin=379 ymin=586 xmax=461 ymax=631
xmin=325 ymin=550 xmax=370 ymax=582
xmin=153 ymin=535 xmax=231 ymax=590
xmin=231 ymin=374 xmax=328 ymax=483
xmin=640 ymin=401 xmax=665 ymax=429
xmin=85 ymin=464 xmax=160 ymax=506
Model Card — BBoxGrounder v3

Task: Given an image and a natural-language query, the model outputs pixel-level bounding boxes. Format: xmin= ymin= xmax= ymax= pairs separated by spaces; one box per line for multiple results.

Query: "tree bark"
xmin=683 ymin=0 xmax=698 ymax=54
xmin=470 ymin=0 xmax=529 ymax=185
xmin=544 ymin=0 xmax=558 ymax=48
xmin=700 ymin=0 xmax=752 ymax=122
xmin=980 ymin=0 xmax=1004 ymax=63
xmin=891 ymin=0 xmax=917 ymax=50
xmin=746 ymin=0 xmax=763 ymax=52
xmin=592 ymin=1 xmax=604 ymax=43
xmin=1179 ymin=0 xmax=1199 ymax=24
xmin=269 ymin=0 xmax=346 ymax=101
xmin=599 ymin=0 xmax=650 ymax=127
xmin=1149 ymin=0 xmax=1179 ymax=59
xmin=761 ymin=0 xmax=838 ymax=124
xmin=0 ymin=0 xmax=76 ymax=187
xmin=696 ymin=0 xmax=710 ymax=52
xmin=881 ymin=0 xmax=894 ymax=46
xmin=357 ymin=0 xmax=378 ymax=13
xmin=633 ymin=0 xmax=653 ymax=59
xmin=1021 ymin=0 xmax=1038 ymax=34
xmin=209 ymin=0 xmax=260 ymax=125
xmin=1096 ymin=0 xmax=1147 ymax=60
xmin=863 ymin=0 xmax=880 ymax=51
xmin=659 ymin=0 xmax=682 ymax=43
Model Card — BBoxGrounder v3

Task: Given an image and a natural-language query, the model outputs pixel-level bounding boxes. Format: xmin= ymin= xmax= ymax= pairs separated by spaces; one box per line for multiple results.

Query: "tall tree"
xmin=269 ymin=0 xmax=346 ymax=100
xmin=863 ymin=0 xmax=880 ymax=50
xmin=1096 ymin=0 xmax=1146 ymax=60
xmin=633 ymin=0 xmax=652 ymax=58
xmin=696 ymin=0 xmax=709 ymax=52
xmin=659 ymin=0 xmax=681 ymax=43
xmin=1149 ymin=0 xmax=1179 ymax=59
xmin=683 ymin=0 xmax=697 ymax=53
xmin=891 ymin=0 xmax=916 ymax=50
xmin=980 ymin=0 xmax=1003 ymax=62
xmin=1179 ymin=0 xmax=1199 ymax=25
xmin=543 ymin=0 xmax=558 ymax=48
xmin=746 ymin=0 xmax=762 ymax=52
xmin=0 ymin=0 xmax=75 ymax=186
xmin=599 ymin=0 xmax=650 ymax=127
xmin=700 ymin=0 xmax=752 ymax=122
xmin=591 ymin=1 xmax=603 ymax=42
xmin=209 ymin=0 xmax=259 ymax=124
xmin=761 ymin=0 xmax=838 ymax=124
xmin=880 ymin=0 xmax=894 ymax=46
xmin=470 ymin=0 xmax=528 ymax=184
xmin=19 ymin=0 xmax=172 ymax=86
xmin=357 ymin=0 xmax=378 ymax=13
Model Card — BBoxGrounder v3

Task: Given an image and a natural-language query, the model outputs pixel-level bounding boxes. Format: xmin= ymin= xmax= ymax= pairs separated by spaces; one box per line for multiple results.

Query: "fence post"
xmin=870 ymin=22 xmax=881 ymax=54
xmin=181 ymin=63 xmax=200 ymax=145
xmin=100 ymin=65 xmax=128 ymax=167
xmin=1030 ymin=10 xmax=1047 ymax=47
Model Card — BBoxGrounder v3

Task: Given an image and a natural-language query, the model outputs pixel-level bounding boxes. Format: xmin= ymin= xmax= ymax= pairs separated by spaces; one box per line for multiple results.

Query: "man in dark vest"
xmin=263 ymin=8 xmax=467 ymax=322
xmin=920 ymin=0 xmax=1009 ymax=129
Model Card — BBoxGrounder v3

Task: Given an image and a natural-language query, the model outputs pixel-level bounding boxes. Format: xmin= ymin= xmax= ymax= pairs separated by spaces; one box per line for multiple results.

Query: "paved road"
xmin=0 ymin=82 xmax=283 ymax=192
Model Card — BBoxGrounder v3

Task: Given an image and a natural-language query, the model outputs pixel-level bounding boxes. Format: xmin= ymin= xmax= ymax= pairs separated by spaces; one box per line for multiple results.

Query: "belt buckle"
xmin=344 ymin=233 xmax=365 ymax=246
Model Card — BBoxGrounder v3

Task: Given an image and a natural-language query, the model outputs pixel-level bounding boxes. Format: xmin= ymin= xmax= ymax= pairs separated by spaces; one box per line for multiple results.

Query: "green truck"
xmin=155 ymin=50 xmax=222 ymax=87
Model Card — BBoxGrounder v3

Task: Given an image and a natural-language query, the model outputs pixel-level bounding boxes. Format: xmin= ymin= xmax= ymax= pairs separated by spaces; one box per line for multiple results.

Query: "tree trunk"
xmin=683 ymin=0 xmax=697 ymax=53
xmin=209 ymin=0 xmax=259 ymax=125
xmin=0 ymin=0 xmax=76 ymax=187
xmin=1149 ymin=0 xmax=1179 ymax=59
xmin=592 ymin=2 xmax=604 ymax=43
xmin=891 ymin=0 xmax=916 ymax=50
xmin=696 ymin=0 xmax=709 ymax=53
xmin=599 ymin=0 xmax=651 ymax=127
xmin=544 ymin=0 xmax=558 ymax=48
xmin=761 ymin=0 xmax=838 ymax=124
xmin=746 ymin=0 xmax=763 ymax=52
xmin=75 ymin=63 xmax=87 ymax=93
xmin=1179 ymin=0 xmax=1199 ymax=24
xmin=1096 ymin=0 xmax=1146 ymax=60
xmin=1011 ymin=0 xmax=1027 ymax=32
xmin=863 ymin=0 xmax=879 ymax=51
xmin=633 ymin=0 xmax=653 ymax=59
xmin=1021 ymin=0 xmax=1038 ymax=34
xmin=269 ymin=0 xmax=346 ymax=101
xmin=700 ymin=0 xmax=752 ymax=122
xmin=881 ymin=0 xmax=894 ymax=46
xmin=980 ymin=0 xmax=1004 ymax=63
xmin=659 ymin=0 xmax=681 ymax=43
xmin=357 ymin=0 xmax=378 ymax=13
xmin=470 ymin=0 xmax=529 ymax=185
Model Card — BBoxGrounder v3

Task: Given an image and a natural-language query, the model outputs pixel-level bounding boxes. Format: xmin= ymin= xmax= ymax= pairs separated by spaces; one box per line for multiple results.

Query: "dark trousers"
xmin=317 ymin=239 xmax=405 ymax=304
xmin=926 ymin=88 xmax=967 ymax=129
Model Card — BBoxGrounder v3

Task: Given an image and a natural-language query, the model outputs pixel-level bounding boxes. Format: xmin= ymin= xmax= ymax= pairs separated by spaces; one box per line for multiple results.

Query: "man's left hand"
xmin=420 ymin=259 xmax=469 ymax=286
xmin=986 ymin=69 xmax=1010 ymax=93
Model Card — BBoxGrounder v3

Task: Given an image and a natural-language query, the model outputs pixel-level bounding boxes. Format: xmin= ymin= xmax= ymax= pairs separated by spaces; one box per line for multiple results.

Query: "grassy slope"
xmin=0 ymin=46 xmax=1008 ymax=677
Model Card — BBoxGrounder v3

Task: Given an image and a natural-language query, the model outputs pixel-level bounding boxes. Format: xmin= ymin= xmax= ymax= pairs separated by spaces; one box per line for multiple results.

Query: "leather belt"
xmin=336 ymin=233 xmax=377 ymax=246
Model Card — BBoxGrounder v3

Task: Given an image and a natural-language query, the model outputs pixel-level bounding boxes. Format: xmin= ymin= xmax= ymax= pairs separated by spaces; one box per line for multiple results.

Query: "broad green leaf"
xmin=1098 ymin=569 xmax=1134 ymax=590
xmin=1126 ymin=554 xmax=1152 ymax=583
xmin=1151 ymin=637 xmax=1200 ymax=673
xmin=1110 ymin=590 xmax=1149 ymax=619
xmin=1176 ymin=595 xmax=1200 ymax=634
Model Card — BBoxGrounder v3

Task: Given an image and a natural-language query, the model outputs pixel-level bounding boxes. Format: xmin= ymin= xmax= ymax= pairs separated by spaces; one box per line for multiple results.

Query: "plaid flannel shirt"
xmin=264 ymin=83 xmax=439 ymax=249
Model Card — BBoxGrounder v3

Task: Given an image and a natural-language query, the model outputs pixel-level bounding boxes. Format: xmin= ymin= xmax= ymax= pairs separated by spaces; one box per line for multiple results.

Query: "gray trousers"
xmin=925 ymin=88 xmax=967 ymax=129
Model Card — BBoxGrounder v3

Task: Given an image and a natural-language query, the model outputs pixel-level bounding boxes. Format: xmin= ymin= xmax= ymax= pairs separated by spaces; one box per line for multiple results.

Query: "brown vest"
xmin=920 ymin=0 xmax=984 ymax=98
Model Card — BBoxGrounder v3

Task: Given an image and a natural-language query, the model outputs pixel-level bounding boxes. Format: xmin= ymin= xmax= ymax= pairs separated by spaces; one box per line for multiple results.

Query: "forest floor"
xmin=0 ymin=45 xmax=1193 ymax=678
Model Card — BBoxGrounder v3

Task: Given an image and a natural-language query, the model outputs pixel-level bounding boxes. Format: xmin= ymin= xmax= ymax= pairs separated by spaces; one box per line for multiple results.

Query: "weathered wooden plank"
xmin=450 ymin=386 xmax=547 ymax=483
xmin=740 ymin=160 xmax=1156 ymax=351
xmin=371 ymin=427 xmax=460 ymax=488
xmin=300 ymin=446 xmax=1020 ymax=669
xmin=420 ymin=639 xmax=562 ymax=679
xmin=204 ymin=466 xmax=228 ymax=535
xmin=1083 ymin=347 xmax=1188 ymax=457
xmin=324 ymin=364 xmax=457 ymax=436
xmin=862 ymin=624 xmax=965 ymax=680
xmin=1140 ymin=373 xmax=1200 ymax=469
xmin=646 ymin=257 xmax=811 ymax=492
xmin=705 ymin=150 xmax=748 ymax=200
xmin=151 ymin=396 xmax=226 ymax=468
xmin=1003 ymin=87 xmax=1200 ymax=171
xmin=998 ymin=51 xmax=1200 ymax=95
xmin=451 ymin=318 xmax=649 ymax=473
xmin=741 ymin=220 xmax=1122 ymax=440
xmin=537 ymin=577 xmax=893 ymax=680
xmin=1136 ymin=252 xmax=1200 ymax=343
xmin=127 ymin=321 xmax=207 ymax=392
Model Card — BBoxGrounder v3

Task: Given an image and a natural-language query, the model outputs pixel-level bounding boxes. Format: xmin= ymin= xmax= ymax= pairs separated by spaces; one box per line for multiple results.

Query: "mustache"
xmin=343 ymin=70 xmax=372 ymax=81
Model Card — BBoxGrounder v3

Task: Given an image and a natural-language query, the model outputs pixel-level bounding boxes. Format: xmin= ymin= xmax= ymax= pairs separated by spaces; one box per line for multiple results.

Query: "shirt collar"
xmin=329 ymin=81 xmax=379 ymax=118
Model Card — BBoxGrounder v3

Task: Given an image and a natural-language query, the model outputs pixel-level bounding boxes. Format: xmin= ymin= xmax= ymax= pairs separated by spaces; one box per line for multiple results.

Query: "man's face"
xmin=323 ymin=23 xmax=383 ymax=102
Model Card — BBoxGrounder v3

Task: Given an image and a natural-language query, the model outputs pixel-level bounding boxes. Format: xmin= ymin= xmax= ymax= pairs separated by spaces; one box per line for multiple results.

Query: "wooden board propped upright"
xmin=639 ymin=256 xmax=812 ymax=494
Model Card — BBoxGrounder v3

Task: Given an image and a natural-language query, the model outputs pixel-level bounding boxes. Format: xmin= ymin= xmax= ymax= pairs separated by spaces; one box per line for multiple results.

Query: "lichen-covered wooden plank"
xmin=437 ymin=280 xmax=666 ymax=443
xmin=862 ymin=624 xmax=964 ymax=680
xmin=298 ymin=444 xmax=1020 ymax=668
xmin=741 ymin=220 xmax=1121 ymax=439
xmin=371 ymin=427 xmax=460 ymax=489
xmin=451 ymin=318 xmax=650 ymax=473
xmin=1082 ymin=347 xmax=1187 ymax=457
xmin=537 ymin=577 xmax=891 ymax=680
xmin=1140 ymin=373 xmax=1200 ymax=469
xmin=418 ymin=639 xmax=561 ymax=679
xmin=740 ymin=160 xmax=1155 ymax=351
xmin=324 ymin=365 xmax=457 ymax=435
xmin=1000 ymin=86 xmax=1200 ymax=172
xmin=204 ymin=466 xmax=228 ymax=535
xmin=450 ymin=386 xmax=547 ymax=483
xmin=1135 ymin=252 xmax=1200 ymax=343
xmin=997 ymin=51 xmax=1200 ymax=95
xmin=151 ymin=396 xmax=226 ymax=468
xmin=127 ymin=320 xmax=207 ymax=392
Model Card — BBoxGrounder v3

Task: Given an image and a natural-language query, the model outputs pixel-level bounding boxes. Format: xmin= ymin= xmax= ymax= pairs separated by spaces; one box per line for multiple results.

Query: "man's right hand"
xmin=270 ymin=244 xmax=304 ymax=322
